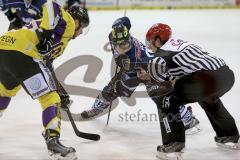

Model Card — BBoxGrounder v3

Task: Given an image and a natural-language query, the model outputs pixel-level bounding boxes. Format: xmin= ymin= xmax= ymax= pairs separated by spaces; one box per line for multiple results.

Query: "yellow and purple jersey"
xmin=0 ymin=0 xmax=75 ymax=60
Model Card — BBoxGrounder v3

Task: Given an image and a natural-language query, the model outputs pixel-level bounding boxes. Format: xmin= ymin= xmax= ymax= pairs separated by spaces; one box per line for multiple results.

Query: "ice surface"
xmin=0 ymin=9 xmax=240 ymax=160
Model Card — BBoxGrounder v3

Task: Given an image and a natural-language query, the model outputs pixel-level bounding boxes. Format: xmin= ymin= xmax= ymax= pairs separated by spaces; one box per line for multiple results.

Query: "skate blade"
xmin=78 ymin=107 xmax=110 ymax=121
xmin=185 ymin=124 xmax=201 ymax=135
xmin=216 ymin=142 xmax=240 ymax=150
xmin=156 ymin=151 xmax=184 ymax=160
xmin=62 ymin=104 xmax=117 ymax=122
xmin=49 ymin=151 xmax=78 ymax=160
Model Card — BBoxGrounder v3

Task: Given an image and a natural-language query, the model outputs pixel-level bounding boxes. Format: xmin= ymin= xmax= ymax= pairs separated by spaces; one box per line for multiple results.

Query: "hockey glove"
xmin=102 ymin=84 xmax=118 ymax=102
xmin=59 ymin=93 xmax=71 ymax=110
xmin=36 ymin=38 xmax=53 ymax=58
xmin=36 ymin=29 xmax=54 ymax=59
xmin=56 ymin=81 xmax=71 ymax=110
xmin=146 ymin=80 xmax=173 ymax=98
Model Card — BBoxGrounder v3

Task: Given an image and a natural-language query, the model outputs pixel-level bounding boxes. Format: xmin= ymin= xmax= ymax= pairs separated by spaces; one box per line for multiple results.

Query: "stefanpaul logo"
xmin=57 ymin=42 xmax=150 ymax=121
xmin=56 ymin=42 xmax=149 ymax=107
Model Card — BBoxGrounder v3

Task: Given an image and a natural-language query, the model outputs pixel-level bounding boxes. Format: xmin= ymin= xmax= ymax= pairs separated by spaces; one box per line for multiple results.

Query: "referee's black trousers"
xmin=159 ymin=66 xmax=239 ymax=144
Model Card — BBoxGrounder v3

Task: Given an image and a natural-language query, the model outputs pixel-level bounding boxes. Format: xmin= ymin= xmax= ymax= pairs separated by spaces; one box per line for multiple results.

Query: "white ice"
xmin=0 ymin=9 xmax=240 ymax=160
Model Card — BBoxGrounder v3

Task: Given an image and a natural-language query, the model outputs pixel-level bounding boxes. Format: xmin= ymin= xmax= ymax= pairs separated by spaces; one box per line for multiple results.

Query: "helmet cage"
xmin=111 ymin=24 xmax=132 ymax=54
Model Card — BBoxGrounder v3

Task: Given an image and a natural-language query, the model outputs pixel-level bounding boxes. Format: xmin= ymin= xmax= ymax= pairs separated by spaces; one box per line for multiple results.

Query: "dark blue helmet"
xmin=112 ymin=17 xmax=131 ymax=31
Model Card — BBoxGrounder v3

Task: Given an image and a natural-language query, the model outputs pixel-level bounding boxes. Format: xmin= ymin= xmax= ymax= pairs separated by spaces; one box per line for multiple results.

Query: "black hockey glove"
xmin=146 ymin=81 xmax=173 ymax=98
xmin=36 ymin=29 xmax=54 ymax=59
xmin=56 ymin=81 xmax=71 ymax=110
xmin=102 ymin=83 xmax=118 ymax=102
xmin=36 ymin=38 xmax=53 ymax=58
xmin=59 ymin=93 xmax=71 ymax=110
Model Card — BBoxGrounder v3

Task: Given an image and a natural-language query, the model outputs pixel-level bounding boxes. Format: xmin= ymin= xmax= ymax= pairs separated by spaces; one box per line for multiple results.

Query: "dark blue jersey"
xmin=111 ymin=36 xmax=154 ymax=80
xmin=109 ymin=16 xmax=154 ymax=81
xmin=129 ymin=37 xmax=153 ymax=63
xmin=1 ymin=0 xmax=46 ymax=24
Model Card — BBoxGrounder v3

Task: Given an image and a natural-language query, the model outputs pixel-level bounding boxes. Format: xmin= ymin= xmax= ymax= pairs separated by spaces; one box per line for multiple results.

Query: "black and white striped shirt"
xmin=149 ymin=38 xmax=226 ymax=82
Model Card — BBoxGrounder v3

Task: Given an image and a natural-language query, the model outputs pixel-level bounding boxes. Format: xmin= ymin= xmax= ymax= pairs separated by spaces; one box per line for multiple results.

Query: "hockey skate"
xmin=215 ymin=135 xmax=240 ymax=150
xmin=80 ymin=106 xmax=111 ymax=121
xmin=184 ymin=107 xmax=201 ymax=135
xmin=185 ymin=116 xmax=200 ymax=135
xmin=79 ymin=96 xmax=110 ymax=121
xmin=79 ymin=100 xmax=116 ymax=121
xmin=156 ymin=142 xmax=185 ymax=160
xmin=43 ymin=129 xmax=77 ymax=160
xmin=80 ymin=107 xmax=107 ymax=120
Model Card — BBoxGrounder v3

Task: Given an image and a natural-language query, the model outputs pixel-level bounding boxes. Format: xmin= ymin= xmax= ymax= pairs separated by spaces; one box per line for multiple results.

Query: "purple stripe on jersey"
xmin=0 ymin=96 xmax=11 ymax=110
xmin=53 ymin=2 xmax=60 ymax=18
xmin=42 ymin=105 xmax=57 ymax=127
xmin=53 ymin=19 xmax=67 ymax=44
xmin=36 ymin=20 xmax=41 ymax=26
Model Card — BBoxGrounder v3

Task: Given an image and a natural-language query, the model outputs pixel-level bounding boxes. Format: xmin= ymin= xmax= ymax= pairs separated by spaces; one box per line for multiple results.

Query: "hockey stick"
xmin=105 ymin=9 xmax=128 ymax=127
xmin=105 ymin=65 xmax=118 ymax=127
xmin=105 ymin=100 xmax=112 ymax=127
xmin=64 ymin=105 xmax=100 ymax=141
xmin=45 ymin=57 xmax=100 ymax=141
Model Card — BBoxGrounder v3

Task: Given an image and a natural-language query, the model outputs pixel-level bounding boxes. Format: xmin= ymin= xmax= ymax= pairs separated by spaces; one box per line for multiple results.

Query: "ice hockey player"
xmin=143 ymin=23 xmax=240 ymax=159
xmin=0 ymin=0 xmax=47 ymax=30
xmin=79 ymin=17 xmax=200 ymax=135
xmin=0 ymin=2 xmax=89 ymax=160
xmin=0 ymin=0 xmax=83 ymax=30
